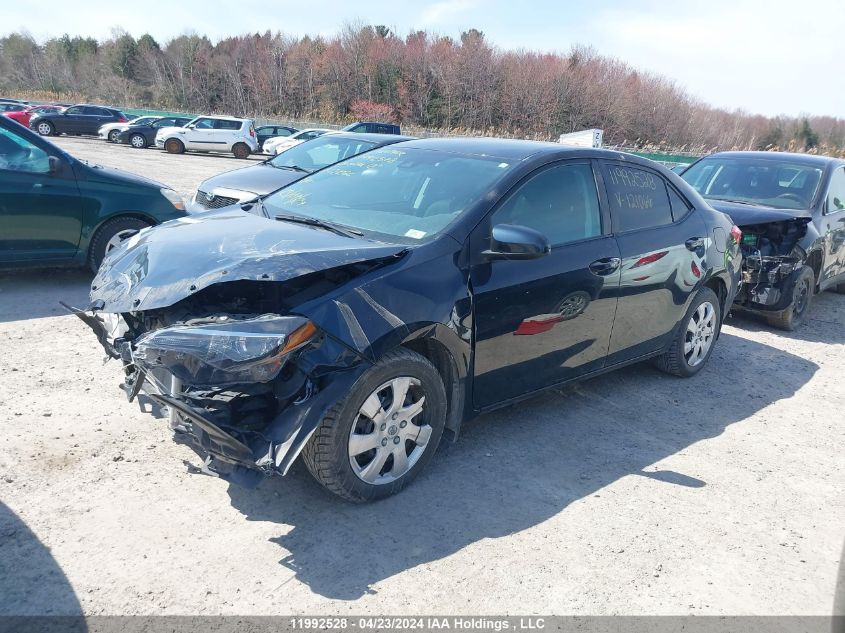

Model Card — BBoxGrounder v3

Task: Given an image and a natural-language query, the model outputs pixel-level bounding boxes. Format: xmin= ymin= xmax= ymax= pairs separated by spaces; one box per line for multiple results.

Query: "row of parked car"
xmin=2 ymin=106 xmax=843 ymax=503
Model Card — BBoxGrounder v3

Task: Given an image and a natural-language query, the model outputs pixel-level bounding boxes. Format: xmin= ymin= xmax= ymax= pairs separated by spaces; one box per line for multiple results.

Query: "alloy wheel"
xmin=37 ymin=122 xmax=52 ymax=135
xmin=348 ymin=377 xmax=432 ymax=485
xmin=684 ymin=301 xmax=716 ymax=367
xmin=104 ymin=229 xmax=139 ymax=254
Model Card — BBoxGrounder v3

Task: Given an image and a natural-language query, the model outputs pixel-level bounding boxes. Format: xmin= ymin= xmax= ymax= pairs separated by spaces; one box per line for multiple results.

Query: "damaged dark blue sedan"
xmin=71 ymin=138 xmax=742 ymax=502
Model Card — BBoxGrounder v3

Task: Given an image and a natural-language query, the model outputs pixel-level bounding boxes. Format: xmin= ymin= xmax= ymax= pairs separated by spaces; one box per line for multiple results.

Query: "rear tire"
xmin=766 ymin=265 xmax=814 ymax=331
xmin=35 ymin=121 xmax=55 ymax=136
xmin=107 ymin=129 xmax=120 ymax=142
xmin=232 ymin=142 xmax=251 ymax=159
xmin=164 ymin=138 xmax=185 ymax=154
xmin=654 ymin=287 xmax=721 ymax=378
xmin=302 ymin=348 xmax=447 ymax=503
xmin=88 ymin=217 xmax=151 ymax=272
xmin=832 ymin=281 xmax=845 ymax=294
xmin=129 ymin=133 xmax=147 ymax=149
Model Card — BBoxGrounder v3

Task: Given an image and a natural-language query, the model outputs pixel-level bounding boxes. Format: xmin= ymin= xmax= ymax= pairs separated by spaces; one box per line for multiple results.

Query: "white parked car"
xmin=99 ymin=116 xmax=161 ymax=142
xmin=155 ymin=116 xmax=258 ymax=159
xmin=262 ymin=128 xmax=332 ymax=155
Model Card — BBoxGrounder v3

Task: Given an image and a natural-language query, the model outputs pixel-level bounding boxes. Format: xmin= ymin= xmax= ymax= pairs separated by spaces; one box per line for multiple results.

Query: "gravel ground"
xmin=0 ymin=137 xmax=843 ymax=616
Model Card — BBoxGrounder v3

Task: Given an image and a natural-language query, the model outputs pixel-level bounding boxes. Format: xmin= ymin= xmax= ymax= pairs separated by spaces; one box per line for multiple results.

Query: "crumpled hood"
xmin=200 ymin=163 xmax=303 ymax=196
xmin=709 ymin=200 xmax=813 ymax=226
xmin=90 ymin=208 xmax=407 ymax=313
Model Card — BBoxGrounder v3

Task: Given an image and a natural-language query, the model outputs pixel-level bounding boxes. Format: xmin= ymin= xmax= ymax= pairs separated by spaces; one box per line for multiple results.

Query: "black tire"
xmin=107 ymin=129 xmax=121 ymax=142
xmin=766 ymin=265 xmax=815 ymax=331
xmin=232 ymin=142 xmax=251 ymax=159
xmin=654 ymin=286 xmax=721 ymax=378
xmin=832 ymin=282 xmax=845 ymax=294
xmin=88 ymin=217 xmax=151 ymax=272
xmin=302 ymin=348 xmax=447 ymax=502
xmin=129 ymin=133 xmax=147 ymax=149
xmin=164 ymin=138 xmax=185 ymax=154
xmin=35 ymin=121 xmax=55 ymax=136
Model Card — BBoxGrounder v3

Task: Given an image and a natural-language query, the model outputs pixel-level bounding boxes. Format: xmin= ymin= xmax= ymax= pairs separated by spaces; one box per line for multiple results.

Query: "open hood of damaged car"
xmin=90 ymin=209 xmax=408 ymax=313
xmin=708 ymin=200 xmax=813 ymax=227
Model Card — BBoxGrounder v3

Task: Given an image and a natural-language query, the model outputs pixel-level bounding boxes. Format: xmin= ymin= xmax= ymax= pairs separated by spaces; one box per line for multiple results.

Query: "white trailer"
xmin=558 ymin=129 xmax=603 ymax=148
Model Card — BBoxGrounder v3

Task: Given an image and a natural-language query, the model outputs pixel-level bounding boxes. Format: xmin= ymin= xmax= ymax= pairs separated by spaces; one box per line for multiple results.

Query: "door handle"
xmin=685 ymin=237 xmax=705 ymax=251
xmin=589 ymin=257 xmax=621 ymax=275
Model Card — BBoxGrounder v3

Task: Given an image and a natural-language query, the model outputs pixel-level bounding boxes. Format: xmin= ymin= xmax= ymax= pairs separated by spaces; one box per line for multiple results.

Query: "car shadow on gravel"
xmin=0 ymin=269 xmax=91 ymax=323
xmin=0 ymin=501 xmax=83 ymax=617
xmin=226 ymin=332 xmax=819 ymax=600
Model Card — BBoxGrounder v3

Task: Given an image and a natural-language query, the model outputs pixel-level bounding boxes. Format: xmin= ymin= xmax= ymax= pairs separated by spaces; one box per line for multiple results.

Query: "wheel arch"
xmin=805 ymin=248 xmax=824 ymax=289
xmin=399 ymin=327 xmax=468 ymax=442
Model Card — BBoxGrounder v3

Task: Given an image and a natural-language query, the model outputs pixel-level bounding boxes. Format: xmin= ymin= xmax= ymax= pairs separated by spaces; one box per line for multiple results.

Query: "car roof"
xmin=195 ymin=115 xmax=250 ymax=122
xmin=707 ymin=150 xmax=845 ymax=167
xmin=390 ymin=136 xmax=663 ymax=164
xmin=315 ymin=131 xmax=416 ymax=145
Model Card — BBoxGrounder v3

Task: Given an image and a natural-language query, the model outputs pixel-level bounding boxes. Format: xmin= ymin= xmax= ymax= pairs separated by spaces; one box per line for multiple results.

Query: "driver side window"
xmin=827 ymin=168 xmax=845 ymax=214
xmin=0 ymin=127 xmax=51 ymax=174
xmin=492 ymin=163 xmax=601 ymax=246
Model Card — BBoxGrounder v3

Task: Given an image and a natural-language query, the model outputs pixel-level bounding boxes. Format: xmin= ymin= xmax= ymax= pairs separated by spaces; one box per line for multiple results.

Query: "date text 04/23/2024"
xmin=288 ymin=617 xmax=547 ymax=631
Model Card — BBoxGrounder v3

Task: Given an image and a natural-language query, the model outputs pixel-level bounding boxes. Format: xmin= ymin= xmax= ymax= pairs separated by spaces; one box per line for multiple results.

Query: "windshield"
xmin=262 ymin=146 xmax=513 ymax=241
xmin=682 ymin=157 xmax=823 ymax=210
xmin=268 ymin=136 xmax=377 ymax=173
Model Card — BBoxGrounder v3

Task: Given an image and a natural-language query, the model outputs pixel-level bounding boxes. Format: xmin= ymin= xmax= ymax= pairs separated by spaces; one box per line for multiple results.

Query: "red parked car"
xmin=3 ymin=104 xmax=64 ymax=128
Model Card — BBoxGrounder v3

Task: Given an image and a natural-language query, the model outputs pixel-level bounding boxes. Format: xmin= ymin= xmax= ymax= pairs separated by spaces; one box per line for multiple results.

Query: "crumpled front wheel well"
xmin=805 ymin=249 xmax=823 ymax=288
xmin=401 ymin=337 xmax=463 ymax=442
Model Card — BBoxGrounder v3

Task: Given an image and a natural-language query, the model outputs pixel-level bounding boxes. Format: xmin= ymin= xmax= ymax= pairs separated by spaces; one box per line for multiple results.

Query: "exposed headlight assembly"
xmin=133 ymin=315 xmax=317 ymax=386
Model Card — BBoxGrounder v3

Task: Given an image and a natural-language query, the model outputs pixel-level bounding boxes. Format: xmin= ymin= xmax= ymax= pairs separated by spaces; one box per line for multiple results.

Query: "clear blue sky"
xmin=3 ymin=0 xmax=842 ymax=118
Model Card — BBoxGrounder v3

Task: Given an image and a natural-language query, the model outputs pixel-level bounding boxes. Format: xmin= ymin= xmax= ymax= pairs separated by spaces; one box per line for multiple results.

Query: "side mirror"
xmin=47 ymin=156 xmax=62 ymax=175
xmin=482 ymin=224 xmax=551 ymax=261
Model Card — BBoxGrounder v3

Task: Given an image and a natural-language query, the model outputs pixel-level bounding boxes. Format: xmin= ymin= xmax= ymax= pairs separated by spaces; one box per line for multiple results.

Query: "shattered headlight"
xmin=133 ymin=315 xmax=317 ymax=386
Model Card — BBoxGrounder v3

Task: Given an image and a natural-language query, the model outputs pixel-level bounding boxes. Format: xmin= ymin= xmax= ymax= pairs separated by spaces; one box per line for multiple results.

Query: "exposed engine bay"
xmin=734 ymin=216 xmax=811 ymax=309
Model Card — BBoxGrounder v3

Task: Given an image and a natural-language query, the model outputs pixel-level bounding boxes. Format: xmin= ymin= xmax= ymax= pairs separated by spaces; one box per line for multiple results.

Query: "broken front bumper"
xmin=65 ymin=304 xmax=370 ymax=487
xmin=735 ymin=256 xmax=804 ymax=312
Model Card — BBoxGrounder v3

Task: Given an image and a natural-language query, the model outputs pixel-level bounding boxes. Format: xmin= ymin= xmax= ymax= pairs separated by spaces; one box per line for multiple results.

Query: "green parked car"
xmin=0 ymin=115 xmax=187 ymax=272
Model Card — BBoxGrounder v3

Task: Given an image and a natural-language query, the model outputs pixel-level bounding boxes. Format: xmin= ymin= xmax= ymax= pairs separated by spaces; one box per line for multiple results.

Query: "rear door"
xmin=598 ymin=160 xmax=708 ymax=364
xmin=0 ymin=125 xmax=83 ymax=263
xmin=214 ymin=119 xmax=243 ymax=149
xmin=81 ymin=107 xmax=110 ymax=134
xmin=470 ymin=160 xmax=621 ymax=408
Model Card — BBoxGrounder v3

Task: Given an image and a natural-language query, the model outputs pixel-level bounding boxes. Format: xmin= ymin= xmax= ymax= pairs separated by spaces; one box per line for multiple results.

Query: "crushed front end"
xmin=733 ymin=216 xmax=813 ymax=313
xmin=69 ymin=298 xmax=368 ymax=487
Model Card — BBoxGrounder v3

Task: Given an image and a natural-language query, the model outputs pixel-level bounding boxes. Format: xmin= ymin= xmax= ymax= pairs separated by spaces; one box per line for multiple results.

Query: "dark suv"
xmin=342 ymin=121 xmax=401 ymax=135
xmin=30 ymin=104 xmax=127 ymax=137
xmin=0 ymin=115 xmax=186 ymax=271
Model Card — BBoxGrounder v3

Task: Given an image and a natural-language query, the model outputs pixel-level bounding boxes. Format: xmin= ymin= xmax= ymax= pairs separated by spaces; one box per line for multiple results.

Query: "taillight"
xmin=249 ymin=126 xmax=255 ymax=137
xmin=730 ymin=225 xmax=742 ymax=244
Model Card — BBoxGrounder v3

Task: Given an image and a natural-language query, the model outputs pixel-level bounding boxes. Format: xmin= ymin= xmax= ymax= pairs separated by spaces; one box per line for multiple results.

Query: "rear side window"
xmin=83 ymin=107 xmax=108 ymax=116
xmin=215 ymin=120 xmax=242 ymax=130
xmin=602 ymin=163 xmax=673 ymax=232
xmin=492 ymin=162 xmax=601 ymax=246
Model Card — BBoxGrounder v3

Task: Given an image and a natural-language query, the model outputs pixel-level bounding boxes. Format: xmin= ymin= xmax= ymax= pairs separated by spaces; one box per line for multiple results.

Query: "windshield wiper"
xmin=709 ymin=197 xmax=764 ymax=207
xmin=274 ymin=213 xmax=363 ymax=238
xmin=271 ymin=164 xmax=311 ymax=173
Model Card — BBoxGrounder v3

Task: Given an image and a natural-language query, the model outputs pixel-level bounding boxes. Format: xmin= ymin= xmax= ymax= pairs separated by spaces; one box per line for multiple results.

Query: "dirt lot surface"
xmin=1 ymin=137 xmax=843 ymax=616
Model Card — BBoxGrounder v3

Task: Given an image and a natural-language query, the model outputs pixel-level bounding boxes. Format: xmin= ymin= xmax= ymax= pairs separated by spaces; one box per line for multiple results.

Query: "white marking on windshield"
xmin=413 ymin=177 xmax=431 ymax=210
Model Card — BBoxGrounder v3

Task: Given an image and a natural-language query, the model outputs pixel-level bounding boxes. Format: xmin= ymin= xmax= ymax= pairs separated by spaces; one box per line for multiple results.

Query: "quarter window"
xmin=667 ymin=186 xmax=691 ymax=221
xmin=603 ymin=163 xmax=673 ymax=232
xmin=827 ymin=168 xmax=845 ymax=214
xmin=492 ymin=163 xmax=601 ymax=246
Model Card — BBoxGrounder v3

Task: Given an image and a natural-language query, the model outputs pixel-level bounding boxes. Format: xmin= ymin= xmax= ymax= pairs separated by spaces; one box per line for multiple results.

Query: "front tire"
xmin=164 ymin=138 xmax=185 ymax=154
xmin=654 ymin=286 xmax=721 ymax=378
xmin=129 ymin=133 xmax=147 ymax=149
xmin=35 ymin=121 xmax=55 ymax=136
xmin=302 ymin=348 xmax=447 ymax=502
xmin=88 ymin=217 xmax=151 ymax=272
xmin=766 ymin=265 xmax=814 ymax=331
xmin=107 ymin=129 xmax=120 ymax=142
xmin=232 ymin=142 xmax=251 ymax=159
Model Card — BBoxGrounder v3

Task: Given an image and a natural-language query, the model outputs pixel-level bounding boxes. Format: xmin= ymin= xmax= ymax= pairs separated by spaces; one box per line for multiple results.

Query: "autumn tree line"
xmin=1 ymin=25 xmax=843 ymax=155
